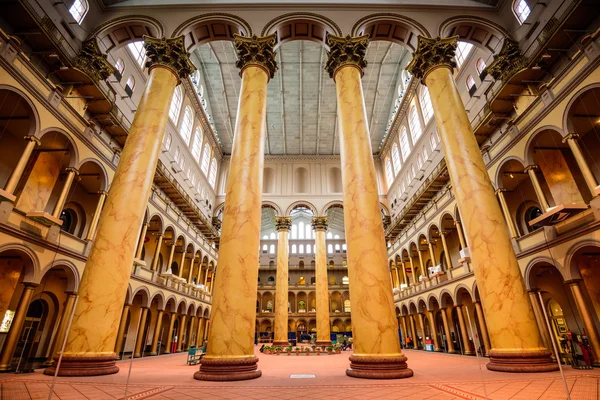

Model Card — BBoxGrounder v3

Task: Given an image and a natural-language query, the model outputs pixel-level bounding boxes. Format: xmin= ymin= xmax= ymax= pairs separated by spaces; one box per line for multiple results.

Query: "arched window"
xmin=334 ymin=234 xmax=340 ymax=239
xmin=169 ymin=87 xmax=183 ymax=123
xmin=342 ymin=276 xmax=349 ymax=285
xmin=291 ymin=224 xmax=298 ymax=239
xmin=419 ymin=86 xmax=433 ymax=123
xmin=342 ymin=243 xmax=347 ymax=252
xmin=180 ymin=106 xmax=193 ymax=145
xmin=455 ymin=41 xmax=474 ymax=69
xmin=326 ymin=232 xmax=333 ymax=239
xmin=262 ymin=244 xmax=268 ymax=253
xmin=201 ymin=144 xmax=211 ymax=175
xmin=174 ymin=147 xmax=180 ymax=163
xmin=400 ymin=127 xmax=411 ymax=160
xmin=306 ymin=244 xmax=311 ymax=253
xmin=298 ymin=222 xmax=305 ymax=239
xmin=178 ymin=155 xmax=185 ymax=171
xmin=69 ymin=0 xmax=88 ymax=24
xmin=344 ymin=299 xmax=351 ymax=312
xmin=291 ymin=244 xmax=297 ymax=254
xmin=335 ymin=244 xmax=340 ymax=252
xmin=162 ymin=133 xmax=172 ymax=151
xmin=114 ymin=58 xmax=124 ymax=78
xmin=269 ymin=232 xmax=276 ymax=239
xmin=417 ymin=154 xmax=423 ymax=170
xmin=327 ymin=244 xmax=333 ymax=253
xmin=429 ymin=133 xmax=438 ymax=149
xmin=269 ymin=244 xmax=275 ymax=254
xmin=299 ymin=244 xmax=304 ymax=253
xmin=209 ymin=158 xmax=217 ymax=188
xmin=192 ymin=127 xmax=202 ymax=162
xmin=466 ymin=75 xmax=476 ymax=95
xmin=305 ymin=224 xmax=311 ymax=239
xmin=59 ymin=208 xmax=78 ymax=234
xmin=385 ymin=158 xmax=394 ymax=185
xmin=408 ymin=105 xmax=422 ymax=143
xmin=125 ymin=76 xmax=135 ymax=94
xmin=422 ymin=146 xmax=428 ymax=161
xmin=262 ymin=235 xmax=268 ymax=240
xmin=476 ymin=58 xmax=487 ymax=76
xmin=127 ymin=41 xmax=146 ymax=67
xmin=391 ymin=143 xmax=401 ymax=173
xmin=513 ymin=0 xmax=531 ymax=24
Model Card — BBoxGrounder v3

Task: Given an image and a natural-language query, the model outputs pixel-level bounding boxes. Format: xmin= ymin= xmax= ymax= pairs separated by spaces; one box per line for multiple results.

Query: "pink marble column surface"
xmin=195 ymin=34 xmax=277 ymax=382
xmin=326 ymin=34 xmax=412 ymax=380
xmin=273 ymin=217 xmax=292 ymax=347
xmin=43 ymin=36 xmax=195 ymax=377
xmin=408 ymin=36 xmax=556 ymax=373
xmin=313 ymin=216 xmax=332 ymax=347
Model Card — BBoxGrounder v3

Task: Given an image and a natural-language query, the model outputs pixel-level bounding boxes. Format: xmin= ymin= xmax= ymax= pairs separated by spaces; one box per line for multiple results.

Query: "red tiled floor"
xmin=1 ymin=347 xmax=599 ymax=399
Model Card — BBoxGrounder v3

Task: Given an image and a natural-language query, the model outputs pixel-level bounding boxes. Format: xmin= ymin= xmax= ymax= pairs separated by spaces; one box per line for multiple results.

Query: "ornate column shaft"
xmin=417 ymin=248 xmax=426 ymax=278
xmin=409 ymin=315 xmax=417 ymax=346
xmin=440 ymin=308 xmax=455 ymax=354
xmin=164 ymin=313 xmax=177 ymax=354
xmin=150 ymin=310 xmax=164 ymax=355
xmin=196 ymin=34 xmax=277 ymax=382
xmin=45 ymin=292 xmax=78 ymax=366
xmin=2 ymin=136 xmax=40 ymax=199
xmin=326 ymin=34 xmax=411 ymax=379
xmin=474 ymin=302 xmax=491 ymax=356
xmin=52 ymin=167 xmax=78 ymax=219
xmin=179 ymin=250 xmax=186 ymax=277
xmin=454 ymin=220 xmax=467 ymax=250
xmin=150 ymin=234 xmax=163 ymax=271
xmin=563 ymin=133 xmax=599 ymax=196
xmin=394 ymin=268 xmax=402 ymax=289
xmin=496 ymin=189 xmax=519 ymax=238
xmin=114 ymin=305 xmax=130 ymax=357
xmin=428 ymin=242 xmax=436 ymax=268
xmin=409 ymin=257 xmax=416 ymax=283
xmin=568 ymin=281 xmax=600 ymax=364
xmin=440 ymin=231 xmax=453 ymax=270
xmin=313 ymin=216 xmax=332 ymax=347
xmin=400 ymin=261 xmax=408 ymax=285
xmin=416 ymin=313 xmax=426 ymax=344
xmin=273 ymin=217 xmax=292 ymax=346
xmin=196 ymin=317 xmax=205 ymax=347
xmin=427 ymin=312 xmax=441 ymax=351
xmin=408 ymin=36 xmax=555 ymax=372
xmin=0 ymin=283 xmax=37 ymax=371
xmin=44 ymin=36 xmax=195 ymax=377
xmin=85 ymin=191 xmax=107 ymax=241
xmin=525 ymin=165 xmax=551 ymax=211
xmin=135 ymin=223 xmax=149 ymax=260
xmin=134 ymin=307 xmax=149 ymax=357
xmin=166 ymin=244 xmax=176 ymax=273
xmin=456 ymin=305 xmax=473 ymax=355
xmin=177 ymin=314 xmax=187 ymax=352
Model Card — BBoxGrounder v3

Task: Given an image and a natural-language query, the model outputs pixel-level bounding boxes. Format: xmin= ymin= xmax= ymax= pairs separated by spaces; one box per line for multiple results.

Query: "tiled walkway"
xmin=1 ymin=348 xmax=598 ymax=399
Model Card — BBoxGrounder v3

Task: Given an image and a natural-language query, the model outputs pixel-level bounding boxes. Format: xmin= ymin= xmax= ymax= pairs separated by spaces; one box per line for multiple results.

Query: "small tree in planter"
xmin=265 ymin=346 xmax=272 ymax=355
xmin=275 ymin=346 xmax=282 ymax=355
xmin=305 ymin=347 xmax=311 ymax=356
xmin=334 ymin=345 xmax=342 ymax=354
xmin=326 ymin=346 xmax=333 ymax=355
xmin=286 ymin=346 xmax=292 ymax=355
xmin=294 ymin=347 xmax=300 ymax=355
xmin=315 ymin=346 xmax=321 ymax=355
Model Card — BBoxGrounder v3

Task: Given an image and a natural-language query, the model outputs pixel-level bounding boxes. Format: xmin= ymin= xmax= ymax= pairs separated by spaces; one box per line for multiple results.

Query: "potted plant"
xmin=326 ymin=346 xmax=333 ymax=355
xmin=315 ymin=346 xmax=321 ymax=355
xmin=286 ymin=346 xmax=292 ymax=355
xmin=294 ymin=347 xmax=300 ymax=355
xmin=334 ymin=345 xmax=342 ymax=354
xmin=263 ymin=346 xmax=270 ymax=355
xmin=275 ymin=346 xmax=282 ymax=355
xmin=311 ymin=345 xmax=316 ymax=352
xmin=305 ymin=347 xmax=310 ymax=356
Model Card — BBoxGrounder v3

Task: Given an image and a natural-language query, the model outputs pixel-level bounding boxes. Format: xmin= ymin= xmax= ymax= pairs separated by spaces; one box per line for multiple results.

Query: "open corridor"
xmin=0 ymin=347 xmax=599 ymax=399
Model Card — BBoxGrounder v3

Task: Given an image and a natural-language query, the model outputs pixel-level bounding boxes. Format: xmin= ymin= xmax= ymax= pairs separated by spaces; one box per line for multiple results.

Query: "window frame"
xmin=408 ymin=105 xmax=422 ymax=143
xmin=127 ymin=41 xmax=146 ymax=67
xmin=69 ymin=0 xmax=88 ymax=24
xmin=455 ymin=41 xmax=474 ymax=70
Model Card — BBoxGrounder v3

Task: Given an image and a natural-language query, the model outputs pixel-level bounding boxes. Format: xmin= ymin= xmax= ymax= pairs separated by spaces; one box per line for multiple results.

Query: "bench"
xmin=187 ymin=347 xmax=204 ymax=365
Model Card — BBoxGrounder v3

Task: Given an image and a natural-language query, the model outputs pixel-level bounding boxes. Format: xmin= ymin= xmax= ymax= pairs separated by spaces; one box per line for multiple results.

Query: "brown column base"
xmin=43 ymin=354 xmax=119 ymax=376
xmin=148 ymin=352 xmax=157 ymax=356
xmin=194 ymin=356 xmax=261 ymax=381
xmin=346 ymin=355 xmax=413 ymax=379
xmin=486 ymin=350 xmax=558 ymax=372
xmin=315 ymin=340 xmax=332 ymax=347
xmin=272 ymin=341 xmax=290 ymax=347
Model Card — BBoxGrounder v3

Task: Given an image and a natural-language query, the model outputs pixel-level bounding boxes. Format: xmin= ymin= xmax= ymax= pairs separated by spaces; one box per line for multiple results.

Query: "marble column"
xmin=1 ymin=136 xmax=40 ymax=201
xmin=52 ymin=167 xmax=78 ymax=219
xmin=440 ymin=308 xmax=455 ymax=354
xmin=440 ymin=231 xmax=453 ymax=270
xmin=417 ymin=248 xmax=426 ymax=278
xmin=177 ymin=314 xmax=188 ymax=352
xmin=45 ymin=292 xmax=78 ymax=366
xmin=44 ymin=36 xmax=195 ymax=377
xmin=150 ymin=234 xmax=163 ymax=272
xmin=416 ymin=313 xmax=426 ymax=345
xmin=496 ymin=189 xmax=519 ymax=238
xmin=164 ymin=313 xmax=177 ymax=354
xmin=427 ymin=311 xmax=441 ymax=351
xmin=179 ymin=251 xmax=187 ymax=278
xmin=0 ymin=283 xmax=37 ymax=371
xmin=196 ymin=317 xmax=205 ymax=347
xmin=135 ymin=223 xmax=149 ymax=260
xmin=195 ymin=34 xmax=277 ymax=382
xmin=456 ymin=305 xmax=473 ymax=355
xmin=474 ymin=302 xmax=491 ymax=356
xmin=313 ymin=216 xmax=332 ymax=347
xmin=568 ymin=281 xmax=600 ymax=364
xmin=525 ymin=165 xmax=551 ymax=211
xmin=134 ymin=307 xmax=149 ymax=357
xmin=400 ymin=262 xmax=408 ymax=285
xmin=394 ymin=268 xmax=402 ymax=289
xmin=409 ymin=315 xmax=418 ymax=346
xmin=85 ymin=191 xmax=107 ymax=241
xmin=273 ymin=217 xmax=292 ymax=346
xmin=428 ymin=242 xmax=437 ymax=269
xmin=454 ymin=220 xmax=467 ymax=250
xmin=409 ymin=257 xmax=416 ymax=283
xmin=326 ymin=34 xmax=411 ymax=379
xmin=149 ymin=310 xmax=164 ymax=355
xmin=114 ymin=305 xmax=130 ymax=357
xmin=563 ymin=133 xmax=599 ymax=195
xmin=408 ymin=36 xmax=555 ymax=372
xmin=400 ymin=316 xmax=408 ymax=342
xmin=166 ymin=244 xmax=176 ymax=273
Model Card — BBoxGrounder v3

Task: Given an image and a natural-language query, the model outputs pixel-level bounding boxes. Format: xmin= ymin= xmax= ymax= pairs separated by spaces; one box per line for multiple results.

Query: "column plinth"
xmin=44 ymin=35 xmax=195 ymax=377
xmin=273 ymin=217 xmax=292 ymax=347
xmin=195 ymin=34 xmax=277 ymax=382
xmin=408 ymin=35 xmax=556 ymax=373
xmin=326 ymin=34 xmax=411 ymax=379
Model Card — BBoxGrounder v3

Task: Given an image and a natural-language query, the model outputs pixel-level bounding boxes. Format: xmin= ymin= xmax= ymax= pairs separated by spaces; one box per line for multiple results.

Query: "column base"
xmin=43 ymin=354 xmax=119 ymax=376
xmin=315 ymin=340 xmax=332 ymax=347
xmin=346 ymin=355 xmax=413 ymax=379
xmin=148 ymin=352 xmax=157 ymax=356
xmin=272 ymin=341 xmax=290 ymax=347
xmin=194 ymin=356 xmax=261 ymax=381
xmin=486 ymin=350 xmax=558 ymax=373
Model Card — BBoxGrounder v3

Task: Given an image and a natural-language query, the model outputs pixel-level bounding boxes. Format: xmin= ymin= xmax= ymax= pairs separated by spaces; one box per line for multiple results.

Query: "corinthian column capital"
xmin=407 ymin=36 xmax=458 ymax=83
xmin=144 ymin=36 xmax=196 ymax=82
xmin=483 ymin=38 xmax=524 ymax=83
xmin=311 ymin=216 xmax=328 ymax=232
xmin=75 ymin=39 xmax=116 ymax=82
xmin=325 ymin=34 xmax=369 ymax=79
xmin=233 ymin=34 xmax=278 ymax=80
xmin=275 ymin=216 xmax=292 ymax=232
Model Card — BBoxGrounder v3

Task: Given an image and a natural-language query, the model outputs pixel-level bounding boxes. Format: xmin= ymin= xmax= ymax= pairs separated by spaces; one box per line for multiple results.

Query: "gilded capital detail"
xmin=233 ymin=34 xmax=278 ymax=80
xmin=75 ymin=39 xmax=116 ymax=82
xmin=312 ymin=216 xmax=328 ymax=232
xmin=483 ymin=38 xmax=525 ymax=83
xmin=325 ymin=34 xmax=368 ymax=79
xmin=407 ymin=36 xmax=458 ymax=83
xmin=143 ymin=36 xmax=196 ymax=82
xmin=275 ymin=216 xmax=292 ymax=232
